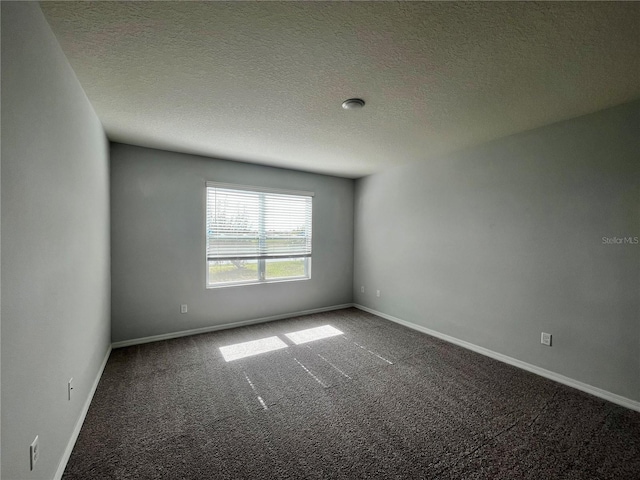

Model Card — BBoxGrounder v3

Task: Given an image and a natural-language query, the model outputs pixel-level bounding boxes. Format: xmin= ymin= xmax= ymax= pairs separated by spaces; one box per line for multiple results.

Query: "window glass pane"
xmin=208 ymin=260 xmax=258 ymax=284
xmin=206 ymin=182 xmax=312 ymax=287
xmin=265 ymin=257 xmax=309 ymax=280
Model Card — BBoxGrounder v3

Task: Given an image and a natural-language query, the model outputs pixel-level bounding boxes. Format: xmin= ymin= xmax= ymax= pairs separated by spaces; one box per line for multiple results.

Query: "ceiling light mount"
xmin=341 ymin=98 xmax=365 ymax=110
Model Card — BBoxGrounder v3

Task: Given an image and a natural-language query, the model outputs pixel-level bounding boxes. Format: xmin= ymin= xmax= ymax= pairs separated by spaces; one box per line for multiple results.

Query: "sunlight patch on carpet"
xmin=285 ymin=325 xmax=344 ymax=345
xmin=220 ymin=336 xmax=288 ymax=362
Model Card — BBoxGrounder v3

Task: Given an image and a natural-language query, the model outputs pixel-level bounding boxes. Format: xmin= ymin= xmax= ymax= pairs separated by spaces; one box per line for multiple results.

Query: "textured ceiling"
xmin=41 ymin=1 xmax=640 ymax=178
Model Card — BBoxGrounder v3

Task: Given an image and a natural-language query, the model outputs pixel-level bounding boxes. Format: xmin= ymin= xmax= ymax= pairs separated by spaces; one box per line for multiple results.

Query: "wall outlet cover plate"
xmin=30 ymin=435 xmax=39 ymax=470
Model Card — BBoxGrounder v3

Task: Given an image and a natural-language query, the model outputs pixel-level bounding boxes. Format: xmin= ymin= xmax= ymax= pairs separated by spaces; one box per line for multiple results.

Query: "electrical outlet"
xmin=376 ymin=290 xmax=381 ymax=298
xmin=68 ymin=378 xmax=74 ymax=401
xmin=541 ymin=332 xmax=552 ymax=346
xmin=360 ymin=286 xmax=365 ymax=293
xmin=30 ymin=435 xmax=39 ymax=470
xmin=180 ymin=304 xmax=188 ymax=314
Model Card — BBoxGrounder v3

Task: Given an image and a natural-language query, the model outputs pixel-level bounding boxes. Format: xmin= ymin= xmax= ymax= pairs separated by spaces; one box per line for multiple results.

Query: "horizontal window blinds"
xmin=206 ymin=183 xmax=313 ymax=261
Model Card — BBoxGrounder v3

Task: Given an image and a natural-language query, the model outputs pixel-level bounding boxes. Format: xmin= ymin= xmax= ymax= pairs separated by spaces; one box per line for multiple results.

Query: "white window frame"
xmin=205 ymin=182 xmax=313 ymax=288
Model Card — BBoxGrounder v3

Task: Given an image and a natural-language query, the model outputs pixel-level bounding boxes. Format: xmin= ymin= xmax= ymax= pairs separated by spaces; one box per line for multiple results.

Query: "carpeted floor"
xmin=63 ymin=308 xmax=640 ymax=479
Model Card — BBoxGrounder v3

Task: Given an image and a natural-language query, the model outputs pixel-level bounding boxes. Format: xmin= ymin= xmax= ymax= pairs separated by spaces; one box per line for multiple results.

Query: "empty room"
xmin=2 ymin=1 xmax=639 ymax=479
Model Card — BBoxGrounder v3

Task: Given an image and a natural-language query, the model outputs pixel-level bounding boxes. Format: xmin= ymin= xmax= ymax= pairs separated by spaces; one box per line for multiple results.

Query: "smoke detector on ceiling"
xmin=341 ymin=98 xmax=365 ymax=110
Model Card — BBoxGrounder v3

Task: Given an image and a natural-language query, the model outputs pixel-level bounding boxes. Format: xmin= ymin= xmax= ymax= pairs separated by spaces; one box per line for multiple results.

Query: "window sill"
xmin=206 ymin=276 xmax=310 ymax=289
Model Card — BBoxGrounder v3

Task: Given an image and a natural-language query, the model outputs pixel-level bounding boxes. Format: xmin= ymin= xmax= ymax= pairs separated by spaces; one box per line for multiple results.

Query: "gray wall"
xmin=110 ymin=143 xmax=354 ymax=343
xmin=1 ymin=3 xmax=111 ymax=479
xmin=0 ymin=3 xmax=3 ymax=472
xmin=354 ymin=101 xmax=640 ymax=402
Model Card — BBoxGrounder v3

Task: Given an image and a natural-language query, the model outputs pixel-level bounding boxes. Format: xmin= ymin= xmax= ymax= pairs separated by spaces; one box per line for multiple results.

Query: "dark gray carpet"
xmin=63 ymin=308 xmax=640 ymax=479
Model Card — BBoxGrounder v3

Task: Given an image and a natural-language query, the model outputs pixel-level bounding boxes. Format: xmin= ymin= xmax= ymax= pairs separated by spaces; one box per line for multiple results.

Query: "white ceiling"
xmin=41 ymin=1 xmax=640 ymax=178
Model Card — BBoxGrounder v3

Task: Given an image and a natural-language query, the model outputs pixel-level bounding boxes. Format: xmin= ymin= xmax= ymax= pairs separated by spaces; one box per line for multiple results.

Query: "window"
xmin=206 ymin=182 xmax=313 ymax=287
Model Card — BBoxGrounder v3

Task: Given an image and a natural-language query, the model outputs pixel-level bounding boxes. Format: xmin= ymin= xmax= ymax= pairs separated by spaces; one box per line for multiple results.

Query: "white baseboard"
xmin=54 ymin=345 xmax=112 ymax=480
xmin=111 ymin=303 xmax=355 ymax=349
xmin=354 ymin=304 xmax=640 ymax=413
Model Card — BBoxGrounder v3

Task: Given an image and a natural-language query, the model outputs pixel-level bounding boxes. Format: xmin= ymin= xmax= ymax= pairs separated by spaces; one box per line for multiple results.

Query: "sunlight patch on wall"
xmin=220 ymin=336 xmax=288 ymax=362
xmin=285 ymin=325 xmax=344 ymax=345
